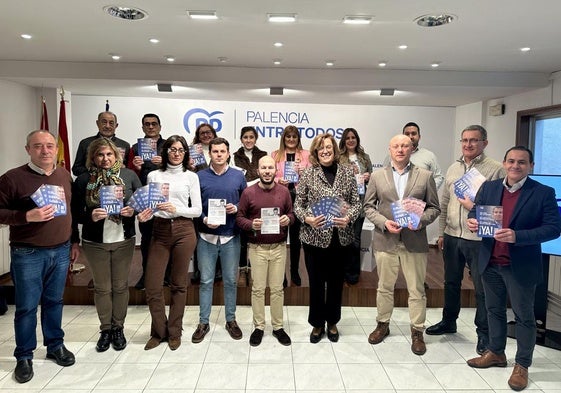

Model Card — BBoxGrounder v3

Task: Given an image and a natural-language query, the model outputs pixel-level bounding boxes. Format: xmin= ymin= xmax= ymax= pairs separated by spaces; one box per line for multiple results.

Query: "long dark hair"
xmin=339 ymin=127 xmax=366 ymax=156
xmin=160 ymin=135 xmax=190 ymax=171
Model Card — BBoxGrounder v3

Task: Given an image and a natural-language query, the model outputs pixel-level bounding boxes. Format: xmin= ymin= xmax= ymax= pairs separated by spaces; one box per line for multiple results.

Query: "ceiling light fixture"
xmin=109 ymin=53 xmax=121 ymax=60
xmin=398 ymin=44 xmax=408 ymax=50
xmin=520 ymin=47 xmax=531 ymax=52
xmin=218 ymin=57 xmax=229 ymax=63
xmin=187 ymin=10 xmax=218 ymax=20
xmin=21 ymin=34 xmax=32 ymax=40
xmin=343 ymin=16 xmax=372 ymax=25
xmin=273 ymin=59 xmax=282 ymax=65
xmin=415 ymin=14 xmax=456 ymax=27
xmin=378 ymin=61 xmax=387 ymax=67
xmin=325 ymin=60 xmax=335 ymax=67
xmin=274 ymin=42 xmax=283 ymax=47
xmin=149 ymin=38 xmax=160 ymax=44
xmin=268 ymin=14 xmax=296 ymax=23
xmin=157 ymin=83 xmax=173 ymax=92
xmin=164 ymin=56 xmax=175 ymax=62
xmin=104 ymin=6 xmax=147 ymax=20
xmin=380 ymin=88 xmax=395 ymax=96
xmin=270 ymin=87 xmax=284 ymax=96
xmin=431 ymin=62 xmax=440 ymax=68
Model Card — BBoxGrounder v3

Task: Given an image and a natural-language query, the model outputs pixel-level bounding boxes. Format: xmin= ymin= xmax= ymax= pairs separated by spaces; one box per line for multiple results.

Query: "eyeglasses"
xmin=460 ymin=138 xmax=484 ymax=144
xmin=168 ymin=148 xmax=186 ymax=154
xmin=143 ymin=122 xmax=159 ymax=127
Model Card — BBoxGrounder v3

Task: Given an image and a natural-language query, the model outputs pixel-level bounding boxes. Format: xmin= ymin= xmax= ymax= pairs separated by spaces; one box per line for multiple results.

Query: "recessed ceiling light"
xmin=218 ymin=57 xmax=228 ymax=63
xmin=21 ymin=34 xmax=32 ymax=40
xmin=343 ymin=16 xmax=372 ymax=25
xmin=520 ymin=47 xmax=531 ymax=52
xmin=149 ymin=38 xmax=160 ymax=44
xmin=165 ymin=56 xmax=175 ymax=62
xmin=378 ymin=61 xmax=387 ymax=67
xmin=268 ymin=14 xmax=296 ymax=23
xmin=273 ymin=59 xmax=282 ymax=65
xmin=109 ymin=54 xmax=121 ymax=61
xmin=325 ymin=60 xmax=335 ymax=67
xmin=398 ymin=44 xmax=408 ymax=50
xmin=274 ymin=42 xmax=283 ymax=47
xmin=187 ymin=10 xmax=218 ymax=20
xmin=431 ymin=62 xmax=440 ymax=68
xmin=415 ymin=14 xmax=456 ymax=27
xmin=104 ymin=6 xmax=147 ymax=20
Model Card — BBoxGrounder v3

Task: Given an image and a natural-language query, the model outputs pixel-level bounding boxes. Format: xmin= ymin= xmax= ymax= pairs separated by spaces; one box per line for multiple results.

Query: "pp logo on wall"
xmin=183 ymin=108 xmax=224 ymax=134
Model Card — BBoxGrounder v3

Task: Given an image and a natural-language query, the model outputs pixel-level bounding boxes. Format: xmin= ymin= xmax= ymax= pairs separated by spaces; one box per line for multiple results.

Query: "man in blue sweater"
xmin=192 ymin=137 xmax=247 ymax=343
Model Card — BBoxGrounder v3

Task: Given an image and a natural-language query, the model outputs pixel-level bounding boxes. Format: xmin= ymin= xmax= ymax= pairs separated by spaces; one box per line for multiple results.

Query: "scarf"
xmin=86 ymin=160 xmax=125 ymax=224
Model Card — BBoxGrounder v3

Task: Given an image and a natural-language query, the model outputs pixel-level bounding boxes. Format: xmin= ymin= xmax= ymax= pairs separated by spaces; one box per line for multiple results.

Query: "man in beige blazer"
xmin=363 ymin=134 xmax=440 ymax=355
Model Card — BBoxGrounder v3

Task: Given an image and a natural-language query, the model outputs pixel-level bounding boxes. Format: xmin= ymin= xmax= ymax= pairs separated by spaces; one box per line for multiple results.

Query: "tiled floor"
xmin=0 ymin=305 xmax=560 ymax=392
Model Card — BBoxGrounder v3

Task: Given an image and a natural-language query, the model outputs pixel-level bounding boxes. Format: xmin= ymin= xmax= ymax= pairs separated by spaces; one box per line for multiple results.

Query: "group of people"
xmin=0 ymin=113 xmax=559 ymax=391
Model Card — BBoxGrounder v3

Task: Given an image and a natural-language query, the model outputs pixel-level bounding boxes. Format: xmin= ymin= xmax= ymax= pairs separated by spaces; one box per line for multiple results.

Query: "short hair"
xmin=97 ymin=111 xmax=118 ymax=123
xmin=192 ymin=123 xmax=217 ymax=144
xmin=86 ymin=138 xmax=122 ymax=170
xmin=240 ymin=126 xmax=258 ymax=140
xmin=309 ymin=134 xmax=340 ymax=167
xmin=160 ymin=135 xmax=190 ymax=171
xmin=403 ymin=122 xmax=420 ymax=135
xmin=142 ymin=113 xmax=161 ymax=125
xmin=503 ymin=146 xmax=534 ymax=164
xmin=26 ymin=130 xmax=56 ymax=146
xmin=462 ymin=125 xmax=487 ymax=141
xmin=209 ymin=137 xmax=230 ymax=151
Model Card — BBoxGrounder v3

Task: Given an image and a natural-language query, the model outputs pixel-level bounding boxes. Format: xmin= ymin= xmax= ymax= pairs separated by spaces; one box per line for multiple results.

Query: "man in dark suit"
xmin=363 ymin=134 xmax=440 ymax=355
xmin=466 ymin=146 xmax=561 ymax=391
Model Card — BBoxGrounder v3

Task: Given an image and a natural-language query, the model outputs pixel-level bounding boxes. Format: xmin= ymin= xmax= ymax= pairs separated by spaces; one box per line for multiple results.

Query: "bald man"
xmin=363 ymin=134 xmax=440 ymax=355
xmin=236 ymin=156 xmax=295 ymax=347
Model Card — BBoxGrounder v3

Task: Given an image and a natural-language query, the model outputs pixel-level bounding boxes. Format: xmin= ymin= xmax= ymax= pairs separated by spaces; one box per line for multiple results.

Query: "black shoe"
xmin=96 ymin=330 xmax=111 ymax=352
xmin=0 ymin=296 xmax=7 ymax=315
xmin=249 ymin=329 xmax=264 ymax=346
xmin=291 ymin=273 xmax=301 ymax=286
xmin=14 ymin=359 xmax=33 ymax=383
xmin=134 ymin=277 xmax=145 ymax=290
xmin=426 ymin=320 xmax=457 ymax=335
xmin=191 ymin=270 xmax=201 ymax=285
xmin=310 ymin=326 xmax=325 ymax=344
xmin=273 ymin=328 xmax=292 ymax=346
xmin=327 ymin=324 xmax=339 ymax=342
xmin=476 ymin=336 xmax=488 ymax=355
xmin=111 ymin=327 xmax=127 ymax=351
xmin=46 ymin=345 xmax=75 ymax=367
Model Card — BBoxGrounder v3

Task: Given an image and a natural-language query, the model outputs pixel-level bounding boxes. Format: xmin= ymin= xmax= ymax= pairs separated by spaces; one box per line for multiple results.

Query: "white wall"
xmin=0 ymin=80 xmax=40 ymax=175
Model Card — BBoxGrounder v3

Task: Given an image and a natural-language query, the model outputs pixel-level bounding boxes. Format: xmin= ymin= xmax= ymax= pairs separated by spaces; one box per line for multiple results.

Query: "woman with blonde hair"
xmin=271 ymin=125 xmax=310 ymax=286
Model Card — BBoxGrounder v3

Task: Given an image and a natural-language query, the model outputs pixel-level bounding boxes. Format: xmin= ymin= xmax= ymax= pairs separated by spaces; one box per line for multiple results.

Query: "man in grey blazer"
xmin=363 ymin=134 xmax=440 ymax=355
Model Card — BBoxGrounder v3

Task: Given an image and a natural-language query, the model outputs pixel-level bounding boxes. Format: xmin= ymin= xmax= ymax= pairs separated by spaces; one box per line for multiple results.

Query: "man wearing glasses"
xmin=129 ymin=114 xmax=165 ymax=289
xmin=427 ymin=125 xmax=504 ymax=356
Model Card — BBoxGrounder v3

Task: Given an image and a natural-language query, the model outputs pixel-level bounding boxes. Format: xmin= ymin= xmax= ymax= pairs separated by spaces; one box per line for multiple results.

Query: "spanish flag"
xmin=57 ymin=98 xmax=71 ymax=171
xmin=40 ymin=97 xmax=49 ymax=130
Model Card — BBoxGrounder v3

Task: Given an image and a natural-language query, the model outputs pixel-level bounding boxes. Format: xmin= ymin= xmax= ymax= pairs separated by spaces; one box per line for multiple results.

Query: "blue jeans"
xmin=482 ymin=264 xmax=536 ymax=368
xmin=197 ymin=235 xmax=240 ymax=324
xmin=442 ymin=234 xmax=488 ymax=339
xmin=10 ymin=242 xmax=70 ymax=360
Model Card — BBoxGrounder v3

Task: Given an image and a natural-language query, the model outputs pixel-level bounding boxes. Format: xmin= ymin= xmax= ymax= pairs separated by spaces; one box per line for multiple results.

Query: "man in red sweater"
xmin=0 ymin=131 xmax=80 ymax=383
xmin=236 ymin=156 xmax=295 ymax=346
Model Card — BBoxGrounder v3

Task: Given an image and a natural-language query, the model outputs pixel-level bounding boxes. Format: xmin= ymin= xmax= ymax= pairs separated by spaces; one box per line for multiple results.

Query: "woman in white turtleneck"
xmin=138 ymin=135 xmax=202 ymax=351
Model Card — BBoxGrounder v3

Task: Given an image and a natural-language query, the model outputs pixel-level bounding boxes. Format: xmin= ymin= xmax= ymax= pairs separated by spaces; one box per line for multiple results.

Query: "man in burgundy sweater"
xmin=466 ymin=146 xmax=561 ymax=391
xmin=0 ymin=131 xmax=80 ymax=383
xmin=236 ymin=156 xmax=295 ymax=346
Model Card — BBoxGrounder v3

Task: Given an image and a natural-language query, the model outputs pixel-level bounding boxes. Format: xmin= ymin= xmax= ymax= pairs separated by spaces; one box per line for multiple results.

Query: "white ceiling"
xmin=1 ymin=0 xmax=560 ymax=107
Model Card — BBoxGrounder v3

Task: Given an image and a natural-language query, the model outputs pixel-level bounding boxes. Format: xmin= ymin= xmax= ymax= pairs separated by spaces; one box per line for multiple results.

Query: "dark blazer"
xmin=363 ymin=164 xmax=440 ymax=253
xmin=470 ymin=177 xmax=561 ymax=285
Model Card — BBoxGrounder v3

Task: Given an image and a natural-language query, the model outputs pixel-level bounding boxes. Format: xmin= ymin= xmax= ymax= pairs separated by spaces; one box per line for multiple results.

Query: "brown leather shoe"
xmin=411 ymin=327 xmax=426 ymax=355
xmin=508 ymin=363 xmax=528 ymax=391
xmin=368 ymin=322 xmax=390 ymax=345
xmin=226 ymin=320 xmax=243 ymax=340
xmin=144 ymin=337 xmax=162 ymax=351
xmin=467 ymin=350 xmax=507 ymax=368
xmin=168 ymin=337 xmax=181 ymax=351
xmin=191 ymin=324 xmax=210 ymax=343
